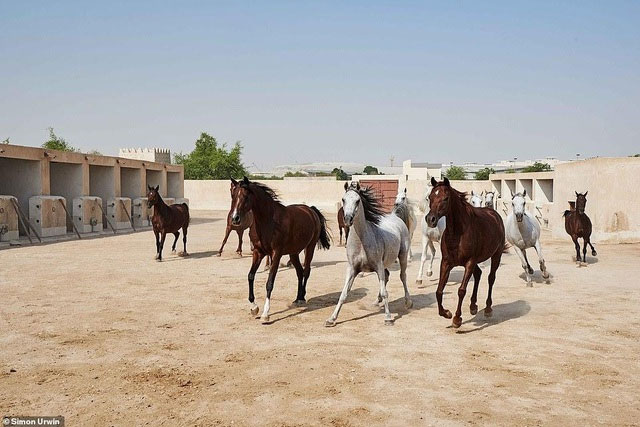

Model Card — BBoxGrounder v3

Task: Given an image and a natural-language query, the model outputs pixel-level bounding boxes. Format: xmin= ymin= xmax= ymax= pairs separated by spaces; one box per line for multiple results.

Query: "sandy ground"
xmin=1 ymin=210 xmax=640 ymax=426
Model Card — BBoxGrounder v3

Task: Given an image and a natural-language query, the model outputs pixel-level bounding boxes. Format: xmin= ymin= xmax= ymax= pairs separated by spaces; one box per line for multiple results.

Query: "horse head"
xmin=575 ymin=191 xmax=588 ymax=214
xmin=146 ymin=185 xmax=160 ymax=208
xmin=394 ymin=187 xmax=408 ymax=209
xmin=470 ymin=190 xmax=483 ymax=208
xmin=342 ymin=181 xmax=362 ymax=227
xmin=230 ymin=176 xmax=255 ymax=225
xmin=512 ymin=190 xmax=527 ymax=222
xmin=426 ymin=177 xmax=452 ymax=227
xmin=485 ymin=191 xmax=496 ymax=208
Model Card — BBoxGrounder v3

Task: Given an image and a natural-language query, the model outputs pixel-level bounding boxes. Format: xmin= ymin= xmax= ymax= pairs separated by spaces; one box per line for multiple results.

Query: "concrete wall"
xmin=50 ymin=162 xmax=84 ymax=231
xmin=550 ymin=157 xmax=640 ymax=243
xmin=120 ymin=167 xmax=143 ymax=200
xmin=0 ymin=158 xmax=43 ymax=234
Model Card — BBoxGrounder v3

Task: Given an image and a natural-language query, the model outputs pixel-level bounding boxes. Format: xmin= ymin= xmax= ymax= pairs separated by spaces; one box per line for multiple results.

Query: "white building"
xmin=119 ymin=148 xmax=171 ymax=164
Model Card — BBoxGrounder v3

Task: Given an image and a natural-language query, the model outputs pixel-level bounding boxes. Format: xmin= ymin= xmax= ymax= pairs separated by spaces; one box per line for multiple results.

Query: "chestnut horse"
xmin=231 ymin=177 xmax=331 ymax=323
xmin=426 ymin=177 xmax=507 ymax=328
xmin=218 ymin=178 xmax=253 ymax=256
xmin=563 ymin=191 xmax=597 ymax=264
xmin=147 ymin=185 xmax=190 ymax=261
xmin=337 ymin=206 xmax=350 ymax=246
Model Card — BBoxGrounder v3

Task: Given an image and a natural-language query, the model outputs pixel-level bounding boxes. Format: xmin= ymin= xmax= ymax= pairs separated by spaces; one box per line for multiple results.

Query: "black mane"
xmin=242 ymin=180 xmax=282 ymax=205
xmin=357 ymin=186 xmax=385 ymax=224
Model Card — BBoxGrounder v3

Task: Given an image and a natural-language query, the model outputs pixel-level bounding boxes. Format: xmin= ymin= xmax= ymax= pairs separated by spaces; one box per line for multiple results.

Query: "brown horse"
xmin=147 ymin=185 xmax=190 ymax=261
xmin=426 ymin=177 xmax=507 ymax=328
xmin=337 ymin=206 xmax=350 ymax=246
xmin=218 ymin=178 xmax=253 ymax=256
xmin=231 ymin=176 xmax=331 ymax=323
xmin=564 ymin=191 xmax=597 ymax=263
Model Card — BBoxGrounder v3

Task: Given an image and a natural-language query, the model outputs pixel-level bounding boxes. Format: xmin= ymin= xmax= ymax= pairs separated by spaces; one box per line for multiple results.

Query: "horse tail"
xmin=182 ymin=203 xmax=190 ymax=227
xmin=310 ymin=206 xmax=331 ymax=250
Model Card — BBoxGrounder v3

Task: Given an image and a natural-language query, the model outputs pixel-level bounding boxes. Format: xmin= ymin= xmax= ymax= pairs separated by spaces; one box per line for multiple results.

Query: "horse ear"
xmin=231 ymin=177 xmax=238 ymax=186
xmin=575 ymin=191 xmax=579 ymax=197
xmin=356 ymin=182 xmax=361 ymax=190
xmin=148 ymin=185 xmax=152 ymax=191
xmin=344 ymin=182 xmax=348 ymax=191
xmin=584 ymin=191 xmax=588 ymax=196
xmin=443 ymin=177 xmax=450 ymax=186
xmin=471 ymin=190 xmax=475 ymax=196
xmin=523 ymin=189 xmax=526 ymax=197
xmin=243 ymin=176 xmax=250 ymax=185
xmin=481 ymin=190 xmax=485 ymax=196
xmin=404 ymin=188 xmax=407 ymax=194
xmin=430 ymin=177 xmax=438 ymax=187
xmin=154 ymin=185 xmax=159 ymax=192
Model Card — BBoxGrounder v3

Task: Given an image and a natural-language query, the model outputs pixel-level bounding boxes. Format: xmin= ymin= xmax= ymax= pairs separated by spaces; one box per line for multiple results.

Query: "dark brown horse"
xmin=147 ymin=185 xmax=190 ymax=261
xmin=564 ymin=191 xmax=597 ymax=263
xmin=337 ymin=206 xmax=350 ymax=246
xmin=231 ymin=176 xmax=331 ymax=323
xmin=218 ymin=178 xmax=253 ymax=256
xmin=426 ymin=177 xmax=507 ymax=328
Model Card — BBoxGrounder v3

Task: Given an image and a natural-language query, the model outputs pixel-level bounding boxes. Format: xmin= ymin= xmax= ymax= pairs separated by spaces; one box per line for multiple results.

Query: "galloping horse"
xmin=325 ymin=182 xmax=412 ymax=326
xmin=564 ymin=191 xmax=597 ymax=264
xmin=505 ymin=191 xmax=550 ymax=285
xmin=484 ymin=191 xmax=497 ymax=209
xmin=416 ymin=183 xmax=446 ymax=283
xmin=218 ymin=178 xmax=253 ymax=256
xmin=230 ymin=177 xmax=331 ymax=323
xmin=337 ymin=206 xmax=350 ymax=246
xmin=427 ymin=177 xmax=506 ymax=328
xmin=470 ymin=191 xmax=484 ymax=208
xmin=147 ymin=185 xmax=190 ymax=261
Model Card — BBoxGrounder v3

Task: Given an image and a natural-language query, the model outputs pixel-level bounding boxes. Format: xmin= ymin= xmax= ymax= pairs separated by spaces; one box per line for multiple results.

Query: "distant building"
xmin=119 ymin=148 xmax=171 ymax=164
xmin=444 ymin=157 xmax=567 ymax=179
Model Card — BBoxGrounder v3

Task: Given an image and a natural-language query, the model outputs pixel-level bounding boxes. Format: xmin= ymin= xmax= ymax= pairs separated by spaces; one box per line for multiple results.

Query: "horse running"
xmin=427 ymin=177 xmax=506 ymax=328
xmin=564 ymin=191 xmax=597 ymax=264
xmin=147 ymin=185 xmax=190 ymax=261
xmin=505 ymin=191 xmax=550 ymax=285
xmin=393 ymin=187 xmax=417 ymax=260
xmin=337 ymin=206 xmax=350 ymax=246
xmin=325 ymin=182 xmax=412 ymax=327
xmin=484 ymin=191 xmax=497 ymax=209
xmin=218 ymin=178 xmax=253 ymax=256
xmin=230 ymin=177 xmax=330 ymax=323
xmin=416 ymin=184 xmax=446 ymax=283
xmin=470 ymin=191 xmax=484 ymax=208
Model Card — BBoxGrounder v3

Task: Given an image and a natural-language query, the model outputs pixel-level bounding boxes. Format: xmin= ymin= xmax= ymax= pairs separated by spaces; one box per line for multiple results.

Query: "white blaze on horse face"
xmin=512 ymin=194 xmax=526 ymax=221
xmin=342 ymin=190 xmax=360 ymax=226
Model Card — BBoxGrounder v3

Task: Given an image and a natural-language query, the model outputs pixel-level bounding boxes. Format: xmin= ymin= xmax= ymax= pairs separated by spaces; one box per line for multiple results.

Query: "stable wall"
xmin=0 ymin=158 xmax=43 ymax=235
xmin=90 ymin=165 xmax=115 ymax=228
xmin=120 ymin=167 xmax=143 ymax=200
xmin=50 ymin=162 xmax=83 ymax=231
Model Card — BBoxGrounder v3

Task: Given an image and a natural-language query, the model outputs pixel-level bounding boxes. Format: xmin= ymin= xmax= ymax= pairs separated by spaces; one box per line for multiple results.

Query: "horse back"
xmin=442 ymin=208 xmax=504 ymax=265
xmin=273 ymin=204 xmax=322 ymax=253
xmin=153 ymin=203 xmax=189 ymax=233
xmin=564 ymin=211 xmax=592 ymax=238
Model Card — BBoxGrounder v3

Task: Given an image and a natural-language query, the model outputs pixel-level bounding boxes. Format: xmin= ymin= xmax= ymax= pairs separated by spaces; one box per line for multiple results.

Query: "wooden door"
xmin=359 ymin=179 xmax=398 ymax=213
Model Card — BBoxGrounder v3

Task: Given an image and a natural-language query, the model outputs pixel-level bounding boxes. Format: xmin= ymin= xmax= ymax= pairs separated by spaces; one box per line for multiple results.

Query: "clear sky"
xmin=2 ymin=1 xmax=639 ymax=169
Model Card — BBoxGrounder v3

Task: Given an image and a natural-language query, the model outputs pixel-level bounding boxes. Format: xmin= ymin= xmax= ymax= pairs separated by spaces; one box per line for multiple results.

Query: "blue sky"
xmin=1 ymin=1 xmax=639 ymax=169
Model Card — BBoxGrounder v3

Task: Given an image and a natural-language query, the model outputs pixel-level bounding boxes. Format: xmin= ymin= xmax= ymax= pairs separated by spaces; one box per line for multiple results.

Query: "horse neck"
xmin=248 ymin=193 xmax=282 ymax=243
xmin=351 ymin=204 xmax=373 ymax=240
xmin=447 ymin=192 xmax=471 ymax=234
xmin=153 ymin=196 xmax=168 ymax=217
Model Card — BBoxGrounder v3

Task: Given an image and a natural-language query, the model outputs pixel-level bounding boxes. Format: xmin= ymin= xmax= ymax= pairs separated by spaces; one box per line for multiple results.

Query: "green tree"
xmin=174 ymin=132 xmax=247 ymax=179
xmin=522 ymin=162 xmax=551 ymax=172
xmin=363 ymin=165 xmax=379 ymax=175
xmin=42 ymin=127 xmax=76 ymax=152
xmin=631 ymin=154 xmax=640 ymax=157
xmin=474 ymin=167 xmax=495 ymax=180
xmin=331 ymin=167 xmax=348 ymax=180
xmin=88 ymin=149 xmax=103 ymax=156
xmin=284 ymin=171 xmax=307 ymax=177
xmin=445 ymin=165 xmax=466 ymax=180
xmin=1 ymin=137 xmax=9 ymax=144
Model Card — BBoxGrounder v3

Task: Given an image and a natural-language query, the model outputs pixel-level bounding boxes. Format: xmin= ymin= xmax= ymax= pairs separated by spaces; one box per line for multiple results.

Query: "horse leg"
xmin=248 ymin=250 xmax=264 ymax=316
xmin=436 ymin=260 xmax=453 ymax=319
xmin=522 ymin=250 xmax=534 ymax=275
xmin=427 ymin=239 xmax=437 ymax=277
xmin=261 ymin=252 xmax=282 ymax=324
xmin=377 ymin=266 xmax=393 ymax=325
xmin=485 ymin=252 xmax=502 ymax=317
xmin=398 ymin=247 xmax=412 ymax=309
xmin=171 ymin=232 xmax=179 ymax=253
xmin=453 ymin=263 xmax=475 ymax=328
xmin=345 ymin=226 xmax=349 ymax=243
xmin=572 ymin=234 xmax=581 ymax=262
xmin=587 ymin=239 xmax=597 ymax=256
xmin=416 ymin=233 xmax=428 ymax=284
xmin=289 ymin=253 xmax=306 ymax=306
xmin=339 ymin=227 xmax=343 ymax=246
xmin=158 ymin=231 xmax=167 ymax=261
xmin=582 ymin=238 xmax=588 ymax=265
xmin=153 ymin=229 xmax=160 ymax=260
xmin=236 ymin=228 xmax=244 ymax=256
xmin=217 ymin=225 xmax=232 ymax=256
xmin=470 ymin=265 xmax=482 ymax=315
xmin=325 ymin=264 xmax=357 ymax=327
xmin=298 ymin=244 xmax=316 ymax=302
xmin=534 ymin=239 xmax=549 ymax=279
xmin=514 ymin=246 xmax=532 ymax=286
xmin=181 ymin=225 xmax=188 ymax=256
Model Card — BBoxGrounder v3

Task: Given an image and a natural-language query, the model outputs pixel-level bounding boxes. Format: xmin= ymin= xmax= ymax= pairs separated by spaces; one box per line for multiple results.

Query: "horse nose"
xmin=426 ymin=213 xmax=436 ymax=227
xmin=232 ymin=214 xmax=240 ymax=224
xmin=344 ymin=214 xmax=352 ymax=225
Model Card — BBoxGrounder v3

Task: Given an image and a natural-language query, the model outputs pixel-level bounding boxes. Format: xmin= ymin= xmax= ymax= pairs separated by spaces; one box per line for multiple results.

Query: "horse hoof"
xmin=216 ymin=252 xmax=222 ymax=257
xmin=178 ymin=251 xmax=188 ymax=257
xmin=292 ymin=299 xmax=306 ymax=307
xmin=527 ymin=267 xmax=534 ymax=275
xmin=440 ymin=309 xmax=452 ymax=319
xmin=484 ymin=307 xmax=493 ymax=317
xmin=526 ymin=282 xmax=533 ymax=287
xmin=250 ymin=306 xmax=259 ymax=316
xmin=416 ymin=279 xmax=422 ymax=285
xmin=172 ymin=249 xmax=176 ymax=254
xmin=236 ymin=251 xmax=242 ymax=257
xmin=260 ymin=315 xmax=270 ymax=324
xmin=384 ymin=319 xmax=394 ymax=326
xmin=470 ymin=304 xmax=478 ymax=315
xmin=452 ymin=316 xmax=462 ymax=328
xmin=405 ymin=299 xmax=413 ymax=310
xmin=324 ymin=319 xmax=336 ymax=327
xmin=427 ymin=271 xmax=433 ymax=277
xmin=592 ymin=250 xmax=597 ymax=256
xmin=542 ymin=271 xmax=550 ymax=279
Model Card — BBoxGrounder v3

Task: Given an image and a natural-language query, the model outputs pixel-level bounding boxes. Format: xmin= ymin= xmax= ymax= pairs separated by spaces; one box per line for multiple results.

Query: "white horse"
xmin=325 ymin=182 xmax=412 ymax=326
xmin=393 ymin=188 xmax=417 ymax=261
xmin=484 ymin=191 xmax=497 ymax=209
xmin=416 ymin=184 xmax=446 ymax=284
xmin=470 ymin=190 xmax=484 ymax=207
xmin=505 ymin=191 xmax=550 ymax=286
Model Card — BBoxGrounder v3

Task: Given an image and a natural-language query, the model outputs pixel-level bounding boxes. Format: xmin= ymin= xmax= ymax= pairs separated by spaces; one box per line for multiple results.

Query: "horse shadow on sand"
xmin=160 ymin=250 xmax=218 ymax=261
xmin=518 ymin=272 xmax=553 ymax=285
xmin=455 ymin=299 xmax=530 ymax=334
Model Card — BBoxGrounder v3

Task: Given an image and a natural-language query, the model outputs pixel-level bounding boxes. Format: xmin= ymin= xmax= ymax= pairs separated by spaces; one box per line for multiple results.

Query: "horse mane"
xmin=243 ymin=181 xmax=283 ymax=206
xmin=357 ymin=186 xmax=385 ymax=224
